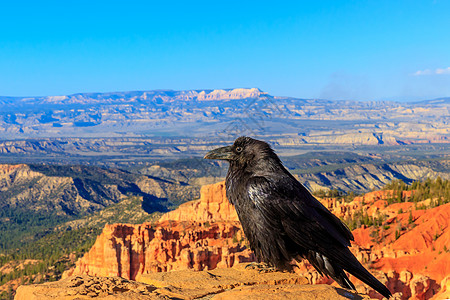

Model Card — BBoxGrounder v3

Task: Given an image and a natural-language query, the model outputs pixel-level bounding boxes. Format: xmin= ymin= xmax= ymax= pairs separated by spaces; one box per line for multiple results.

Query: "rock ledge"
xmin=15 ymin=263 xmax=372 ymax=300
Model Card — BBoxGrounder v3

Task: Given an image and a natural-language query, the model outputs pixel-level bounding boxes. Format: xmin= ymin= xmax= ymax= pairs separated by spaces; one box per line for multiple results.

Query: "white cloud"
xmin=413 ymin=69 xmax=432 ymax=76
xmin=413 ymin=67 xmax=450 ymax=76
xmin=435 ymin=67 xmax=450 ymax=74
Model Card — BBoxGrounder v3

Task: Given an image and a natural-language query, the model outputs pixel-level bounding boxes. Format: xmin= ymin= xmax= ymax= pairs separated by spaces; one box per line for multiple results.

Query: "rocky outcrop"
xmin=0 ymin=164 xmax=41 ymax=189
xmin=15 ymin=275 xmax=160 ymax=300
xmin=196 ymin=88 xmax=264 ymax=101
xmin=159 ymin=182 xmax=239 ymax=222
xmin=65 ymin=182 xmax=252 ymax=280
xmin=64 ymin=221 xmax=252 ymax=280
xmin=16 ymin=263 xmax=371 ymax=300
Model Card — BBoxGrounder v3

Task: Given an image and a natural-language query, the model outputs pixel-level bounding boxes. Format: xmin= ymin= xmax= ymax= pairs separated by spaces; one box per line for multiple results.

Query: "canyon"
xmin=0 ymin=163 xmax=194 ymax=218
xmin=2 ymin=89 xmax=449 ymax=299
xmin=59 ymin=181 xmax=450 ymax=299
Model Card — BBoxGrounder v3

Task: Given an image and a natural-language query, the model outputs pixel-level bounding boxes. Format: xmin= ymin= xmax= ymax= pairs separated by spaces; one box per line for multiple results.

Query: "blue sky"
xmin=1 ymin=0 xmax=449 ymax=100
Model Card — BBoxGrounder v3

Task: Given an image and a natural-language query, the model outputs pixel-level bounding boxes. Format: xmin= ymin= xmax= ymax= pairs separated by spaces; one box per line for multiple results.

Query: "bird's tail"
xmin=305 ymin=251 xmax=355 ymax=290
xmin=343 ymin=254 xmax=392 ymax=299
xmin=305 ymin=250 xmax=392 ymax=299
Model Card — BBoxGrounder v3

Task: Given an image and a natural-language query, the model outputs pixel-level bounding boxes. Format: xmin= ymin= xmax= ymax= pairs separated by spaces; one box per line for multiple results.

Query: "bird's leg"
xmin=244 ymin=262 xmax=277 ymax=273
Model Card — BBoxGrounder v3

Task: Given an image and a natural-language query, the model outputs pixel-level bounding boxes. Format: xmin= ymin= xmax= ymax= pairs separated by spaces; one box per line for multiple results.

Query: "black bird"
xmin=204 ymin=136 xmax=391 ymax=298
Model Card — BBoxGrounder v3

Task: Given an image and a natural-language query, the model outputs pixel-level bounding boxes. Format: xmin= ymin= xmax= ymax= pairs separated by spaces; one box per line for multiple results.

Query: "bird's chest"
xmin=225 ymin=170 xmax=252 ymax=208
xmin=225 ymin=172 xmax=263 ymax=236
xmin=225 ymin=171 xmax=289 ymax=266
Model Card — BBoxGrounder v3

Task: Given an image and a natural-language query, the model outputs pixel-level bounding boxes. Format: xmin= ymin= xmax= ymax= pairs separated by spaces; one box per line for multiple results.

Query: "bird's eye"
xmin=236 ymin=146 xmax=243 ymax=153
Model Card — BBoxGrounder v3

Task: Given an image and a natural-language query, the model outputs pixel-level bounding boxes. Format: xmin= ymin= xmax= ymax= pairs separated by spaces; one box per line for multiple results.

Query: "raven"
xmin=204 ymin=136 xmax=391 ymax=298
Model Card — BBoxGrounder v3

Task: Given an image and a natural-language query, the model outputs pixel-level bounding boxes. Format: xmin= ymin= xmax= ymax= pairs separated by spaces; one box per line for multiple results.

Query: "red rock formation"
xmin=68 ymin=183 xmax=450 ymax=300
xmin=159 ymin=181 xmax=239 ymax=222
xmin=318 ymin=192 xmax=450 ymax=299
xmin=65 ymin=181 xmax=254 ymax=281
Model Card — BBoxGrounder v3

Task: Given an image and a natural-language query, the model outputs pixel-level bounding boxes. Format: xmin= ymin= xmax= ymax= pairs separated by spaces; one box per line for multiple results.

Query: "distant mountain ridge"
xmin=1 ymin=88 xmax=448 ymax=107
xmin=2 ymin=87 xmax=448 ymax=105
xmin=0 ymin=88 xmax=265 ymax=106
xmin=409 ymin=97 xmax=450 ymax=105
xmin=0 ymin=88 xmax=448 ymax=148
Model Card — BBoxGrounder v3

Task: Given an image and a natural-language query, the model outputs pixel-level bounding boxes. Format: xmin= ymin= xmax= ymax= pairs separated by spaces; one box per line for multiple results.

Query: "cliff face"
xmin=319 ymin=190 xmax=450 ymax=299
xmin=297 ymin=163 xmax=449 ymax=193
xmin=67 ymin=182 xmax=450 ymax=299
xmin=0 ymin=163 xmax=102 ymax=215
xmin=0 ymin=163 xmax=195 ymax=216
xmin=65 ymin=221 xmax=252 ymax=281
xmin=159 ymin=182 xmax=239 ymax=222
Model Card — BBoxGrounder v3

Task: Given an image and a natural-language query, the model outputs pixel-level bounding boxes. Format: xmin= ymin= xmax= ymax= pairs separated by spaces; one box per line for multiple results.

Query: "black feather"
xmin=205 ymin=136 xmax=392 ymax=298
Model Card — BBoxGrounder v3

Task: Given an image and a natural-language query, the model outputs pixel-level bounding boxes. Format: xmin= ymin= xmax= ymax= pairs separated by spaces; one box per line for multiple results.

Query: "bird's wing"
xmin=247 ymin=175 xmax=353 ymax=252
xmin=246 ymin=176 xmax=392 ymax=299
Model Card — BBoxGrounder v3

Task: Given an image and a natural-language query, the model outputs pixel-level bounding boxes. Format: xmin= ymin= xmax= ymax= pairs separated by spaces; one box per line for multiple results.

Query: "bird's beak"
xmin=204 ymin=145 xmax=233 ymax=160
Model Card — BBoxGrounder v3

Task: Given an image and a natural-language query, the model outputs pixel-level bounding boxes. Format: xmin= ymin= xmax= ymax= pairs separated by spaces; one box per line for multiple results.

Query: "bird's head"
xmin=204 ymin=136 xmax=279 ymax=168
